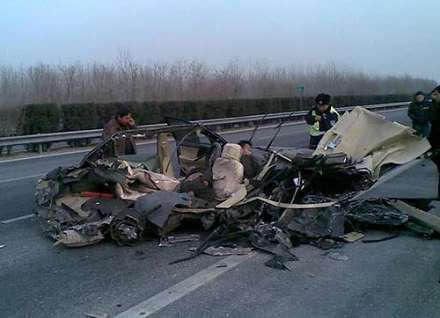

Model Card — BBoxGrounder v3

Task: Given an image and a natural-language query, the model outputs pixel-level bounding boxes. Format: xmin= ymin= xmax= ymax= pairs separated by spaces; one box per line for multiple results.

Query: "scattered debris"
xmin=362 ymin=234 xmax=400 ymax=244
xmin=159 ymin=234 xmax=200 ymax=247
xmin=203 ymin=246 xmax=253 ymax=256
xmin=342 ymin=232 xmax=365 ymax=242
xmin=0 ymin=244 xmax=6 ymax=249
xmin=168 ymin=234 xmax=200 ymax=244
xmin=34 ymin=109 xmax=439 ymax=269
xmin=327 ymin=252 xmax=349 ymax=261
xmin=84 ymin=312 xmax=109 ymax=318
xmin=265 ymin=255 xmax=297 ymax=270
xmin=54 ymin=230 xmax=105 ymax=248
xmin=405 ymin=222 xmax=434 ymax=238
xmin=388 ymin=200 xmax=440 ymax=234
xmin=346 ymin=200 xmax=409 ymax=227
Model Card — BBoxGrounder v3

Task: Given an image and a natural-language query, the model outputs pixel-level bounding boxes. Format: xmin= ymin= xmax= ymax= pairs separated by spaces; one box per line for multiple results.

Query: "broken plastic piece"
xmin=168 ymin=234 xmax=200 ymax=244
xmin=0 ymin=244 xmax=5 ymax=249
xmin=54 ymin=230 xmax=105 ymax=247
xmin=203 ymin=246 xmax=253 ymax=256
xmin=342 ymin=232 xmax=365 ymax=243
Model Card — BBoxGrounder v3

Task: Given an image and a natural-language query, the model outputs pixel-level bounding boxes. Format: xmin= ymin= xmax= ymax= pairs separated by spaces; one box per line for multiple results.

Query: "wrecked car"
xmin=35 ymin=108 xmax=439 ymax=268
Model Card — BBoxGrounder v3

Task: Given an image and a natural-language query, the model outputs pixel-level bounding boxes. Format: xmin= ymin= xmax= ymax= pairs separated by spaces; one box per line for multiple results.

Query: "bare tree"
xmin=0 ymin=59 xmax=436 ymax=109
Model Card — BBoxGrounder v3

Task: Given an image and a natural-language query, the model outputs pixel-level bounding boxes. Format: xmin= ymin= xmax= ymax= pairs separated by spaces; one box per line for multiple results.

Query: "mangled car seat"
xmin=212 ymin=143 xmax=244 ymax=202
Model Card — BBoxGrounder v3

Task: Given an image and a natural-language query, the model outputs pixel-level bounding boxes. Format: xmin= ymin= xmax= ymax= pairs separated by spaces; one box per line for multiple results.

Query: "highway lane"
xmin=2 ymin=108 xmax=438 ymax=318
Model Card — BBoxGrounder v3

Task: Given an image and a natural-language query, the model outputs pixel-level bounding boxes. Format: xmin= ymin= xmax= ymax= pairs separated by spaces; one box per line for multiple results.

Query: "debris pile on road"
xmin=35 ymin=107 xmax=439 ymax=268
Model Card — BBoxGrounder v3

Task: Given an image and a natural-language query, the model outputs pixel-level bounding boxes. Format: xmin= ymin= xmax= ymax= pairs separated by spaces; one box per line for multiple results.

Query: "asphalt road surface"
xmin=1 ymin=109 xmax=439 ymax=318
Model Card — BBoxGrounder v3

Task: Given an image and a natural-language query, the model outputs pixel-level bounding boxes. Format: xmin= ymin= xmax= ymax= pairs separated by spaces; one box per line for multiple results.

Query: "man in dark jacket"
xmin=428 ymin=85 xmax=440 ymax=197
xmin=429 ymin=86 xmax=440 ymax=150
xmin=305 ymin=93 xmax=340 ymax=149
xmin=238 ymin=140 xmax=261 ymax=179
xmin=102 ymin=106 xmax=137 ymax=155
xmin=408 ymin=91 xmax=431 ymax=137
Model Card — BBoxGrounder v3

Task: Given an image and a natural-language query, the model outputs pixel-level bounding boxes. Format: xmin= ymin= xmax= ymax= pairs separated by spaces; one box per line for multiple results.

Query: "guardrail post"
xmin=38 ymin=143 xmax=43 ymax=154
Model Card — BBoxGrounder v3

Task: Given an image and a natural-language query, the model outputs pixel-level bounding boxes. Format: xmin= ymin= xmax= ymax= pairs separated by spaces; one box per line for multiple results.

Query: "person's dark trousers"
xmin=429 ymin=132 xmax=440 ymax=197
xmin=309 ymin=135 xmax=323 ymax=150
xmin=432 ymin=153 xmax=440 ymax=198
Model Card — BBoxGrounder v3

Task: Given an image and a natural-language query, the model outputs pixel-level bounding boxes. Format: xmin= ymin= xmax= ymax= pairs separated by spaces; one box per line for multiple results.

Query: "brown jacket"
xmin=102 ymin=118 xmax=137 ymax=155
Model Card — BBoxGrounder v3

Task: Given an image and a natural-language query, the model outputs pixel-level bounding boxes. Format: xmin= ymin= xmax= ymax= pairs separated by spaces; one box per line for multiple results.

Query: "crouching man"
xmin=102 ymin=106 xmax=137 ymax=155
xmin=238 ymin=140 xmax=261 ymax=180
xmin=305 ymin=93 xmax=340 ymax=149
xmin=408 ymin=91 xmax=431 ymax=137
xmin=212 ymin=143 xmax=244 ymax=202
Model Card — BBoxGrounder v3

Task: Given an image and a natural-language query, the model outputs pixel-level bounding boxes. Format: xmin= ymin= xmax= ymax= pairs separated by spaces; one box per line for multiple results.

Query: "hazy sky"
xmin=1 ymin=0 xmax=439 ymax=81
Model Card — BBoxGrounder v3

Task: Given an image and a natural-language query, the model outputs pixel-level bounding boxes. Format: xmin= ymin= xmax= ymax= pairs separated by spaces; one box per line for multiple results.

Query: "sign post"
xmin=296 ymin=85 xmax=305 ymax=108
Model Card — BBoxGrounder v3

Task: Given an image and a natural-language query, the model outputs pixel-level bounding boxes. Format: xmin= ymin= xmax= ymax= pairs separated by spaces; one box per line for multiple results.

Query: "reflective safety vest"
xmin=307 ymin=107 xmax=339 ymax=136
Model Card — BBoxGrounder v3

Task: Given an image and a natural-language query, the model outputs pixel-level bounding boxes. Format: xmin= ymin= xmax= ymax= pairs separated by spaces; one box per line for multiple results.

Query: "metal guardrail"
xmin=0 ymin=102 xmax=409 ymax=154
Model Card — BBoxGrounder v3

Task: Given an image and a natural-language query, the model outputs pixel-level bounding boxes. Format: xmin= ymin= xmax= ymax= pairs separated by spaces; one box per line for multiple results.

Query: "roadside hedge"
xmin=14 ymin=94 xmax=410 ymax=135
xmin=19 ymin=103 xmax=60 ymax=135
xmin=18 ymin=103 xmax=61 ymax=151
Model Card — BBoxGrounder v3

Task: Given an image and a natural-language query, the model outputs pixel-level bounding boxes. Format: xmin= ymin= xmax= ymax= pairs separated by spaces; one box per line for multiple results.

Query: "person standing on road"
xmin=428 ymin=86 xmax=440 ymax=197
xmin=408 ymin=91 xmax=431 ymax=137
xmin=305 ymin=93 xmax=340 ymax=149
xmin=102 ymin=106 xmax=137 ymax=155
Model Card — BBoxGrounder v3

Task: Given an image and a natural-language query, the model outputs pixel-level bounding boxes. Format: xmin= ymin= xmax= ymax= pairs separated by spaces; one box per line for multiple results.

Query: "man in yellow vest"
xmin=305 ymin=93 xmax=340 ymax=149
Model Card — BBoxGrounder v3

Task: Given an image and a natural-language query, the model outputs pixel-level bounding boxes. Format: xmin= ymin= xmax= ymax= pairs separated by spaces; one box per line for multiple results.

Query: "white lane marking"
xmin=115 ymin=253 xmax=255 ymax=318
xmin=0 ymin=149 xmax=92 ymax=164
xmin=0 ymin=174 xmax=44 ymax=184
xmin=1 ymin=213 xmax=35 ymax=224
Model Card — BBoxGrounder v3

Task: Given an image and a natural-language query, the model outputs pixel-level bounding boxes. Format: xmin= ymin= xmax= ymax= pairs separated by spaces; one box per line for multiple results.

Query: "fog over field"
xmin=0 ymin=0 xmax=438 ymax=107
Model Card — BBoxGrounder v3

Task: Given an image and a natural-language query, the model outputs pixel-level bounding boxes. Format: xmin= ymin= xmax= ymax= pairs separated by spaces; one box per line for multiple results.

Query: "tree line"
xmin=0 ymin=58 xmax=437 ymax=108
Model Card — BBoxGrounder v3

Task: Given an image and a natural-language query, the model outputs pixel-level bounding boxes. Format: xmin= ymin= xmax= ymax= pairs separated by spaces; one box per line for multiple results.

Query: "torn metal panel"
xmin=238 ymin=196 xmax=335 ymax=209
xmin=346 ymin=199 xmax=408 ymax=226
xmin=81 ymin=198 xmax=131 ymax=218
xmin=315 ymin=107 xmax=431 ymax=177
xmin=286 ymin=205 xmax=345 ymax=239
xmin=388 ymin=200 xmax=440 ymax=233
xmin=134 ymin=191 xmax=191 ymax=229
xmin=55 ymin=195 xmax=90 ymax=218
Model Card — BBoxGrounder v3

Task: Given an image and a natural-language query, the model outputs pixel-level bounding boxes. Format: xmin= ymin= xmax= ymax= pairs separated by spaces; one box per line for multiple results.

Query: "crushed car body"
xmin=35 ymin=108 xmax=439 ymax=267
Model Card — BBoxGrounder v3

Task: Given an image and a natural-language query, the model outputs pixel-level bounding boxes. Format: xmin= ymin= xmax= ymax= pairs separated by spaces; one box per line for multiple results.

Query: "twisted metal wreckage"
xmin=35 ymin=107 xmax=440 ymax=269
